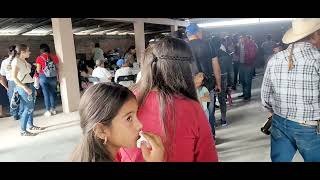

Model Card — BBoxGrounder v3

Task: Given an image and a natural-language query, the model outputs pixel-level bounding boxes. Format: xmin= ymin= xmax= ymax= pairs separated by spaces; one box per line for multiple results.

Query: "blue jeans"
xmin=239 ymin=63 xmax=253 ymax=99
xmin=39 ymin=75 xmax=57 ymax=111
xmin=7 ymin=80 xmax=24 ymax=118
xmin=208 ymin=90 xmax=216 ymax=136
xmin=271 ymin=114 xmax=320 ymax=162
xmin=16 ymin=84 xmax=35 ymax=132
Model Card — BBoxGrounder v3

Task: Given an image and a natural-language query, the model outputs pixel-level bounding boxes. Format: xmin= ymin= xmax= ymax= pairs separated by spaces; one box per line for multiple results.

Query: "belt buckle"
xmin=299 ymin=120 xmax=315 ymax=127
xmin=299 ymin=122 xmax=310 ymax=127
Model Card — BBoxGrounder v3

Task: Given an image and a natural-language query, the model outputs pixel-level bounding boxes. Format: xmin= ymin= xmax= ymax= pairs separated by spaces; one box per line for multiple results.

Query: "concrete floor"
xmin=0 ymin=69 xmax=303 ymax=162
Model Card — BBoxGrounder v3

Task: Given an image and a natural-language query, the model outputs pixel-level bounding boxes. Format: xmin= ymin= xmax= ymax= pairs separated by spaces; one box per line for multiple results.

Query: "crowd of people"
xmin=70 ymin=23 xmax=283 ymax=162
xmin=72 ymin=18 xmax=320 ymax=162
xmin=78 ymin=44 xmax=139 ymax=90
xmin=1 ymin=18 xmax=319 ymax=162
xmin=0 ymin=42 xmax=140 ymax=133
xmin=0 ymin=44 xmax=59 ymax=136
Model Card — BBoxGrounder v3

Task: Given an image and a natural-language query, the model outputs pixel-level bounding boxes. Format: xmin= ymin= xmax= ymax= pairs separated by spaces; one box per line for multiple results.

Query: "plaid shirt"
xmin=261 ymin=42 xmax=320 ymax=121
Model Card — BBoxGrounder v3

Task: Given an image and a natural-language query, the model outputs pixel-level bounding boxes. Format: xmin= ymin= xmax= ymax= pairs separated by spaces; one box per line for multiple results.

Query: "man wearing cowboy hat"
xmin=261 ymin=18 xmax=320 ymax=162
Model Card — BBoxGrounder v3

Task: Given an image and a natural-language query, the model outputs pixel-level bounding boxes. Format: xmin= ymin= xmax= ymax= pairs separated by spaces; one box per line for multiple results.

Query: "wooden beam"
xmin=17 ymin=19 xmax=51 ymax=35
xmin=90 ymin=18 xmax=188 ymax=27
xmin=144 ymin=30 xmax=170 ymax=35
xmin=106 ymin=29 xmax=170 ymax=35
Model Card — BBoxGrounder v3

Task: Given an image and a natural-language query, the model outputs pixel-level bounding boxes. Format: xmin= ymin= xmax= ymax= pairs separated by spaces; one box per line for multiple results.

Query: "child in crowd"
xmin=194 ymin=72 xmax=210 ymax=119
xmin=70 ymin=83 xmax=164 ymax=162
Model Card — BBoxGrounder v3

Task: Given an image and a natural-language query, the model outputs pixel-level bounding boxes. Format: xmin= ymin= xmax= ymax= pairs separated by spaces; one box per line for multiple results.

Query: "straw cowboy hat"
xmin=282 ymin=18 xmax=320 ymax=44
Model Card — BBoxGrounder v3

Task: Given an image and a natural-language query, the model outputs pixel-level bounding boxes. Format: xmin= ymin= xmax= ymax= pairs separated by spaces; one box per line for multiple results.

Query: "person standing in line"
xmin=261 ymin=18 xmax=320 ymax=162
xmin=35 ymin=44 xmax=59 ymax=116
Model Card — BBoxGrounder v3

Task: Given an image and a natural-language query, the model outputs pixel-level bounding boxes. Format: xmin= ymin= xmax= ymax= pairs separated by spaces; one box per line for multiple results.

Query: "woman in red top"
xmin=35 ymin=44 xmax=59 ymax=116
xmin=118 ymin=37 xmax=218 ymax=162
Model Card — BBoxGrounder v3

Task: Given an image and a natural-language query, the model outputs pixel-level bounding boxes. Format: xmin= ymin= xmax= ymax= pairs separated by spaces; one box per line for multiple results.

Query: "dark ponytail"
xmin=11 ymin=44 xmax=28 ymax=61
xmin=8 ymin=45 xmax=17 ymax=61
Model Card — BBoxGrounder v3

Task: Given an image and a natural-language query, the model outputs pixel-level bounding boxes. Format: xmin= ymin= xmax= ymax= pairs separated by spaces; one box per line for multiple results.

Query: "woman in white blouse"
xmin=11 ymin=44 xmax=44 ymax=136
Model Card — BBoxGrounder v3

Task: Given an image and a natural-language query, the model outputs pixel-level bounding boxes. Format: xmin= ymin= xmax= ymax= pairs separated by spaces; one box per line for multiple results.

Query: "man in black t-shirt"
xmin=186 ymin=23 xmax=221 ymax=138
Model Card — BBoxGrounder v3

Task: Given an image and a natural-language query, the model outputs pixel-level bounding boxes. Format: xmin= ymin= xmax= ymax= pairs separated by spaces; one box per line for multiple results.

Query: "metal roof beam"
xmin=90 ymin=18 xmax=188 ymax=27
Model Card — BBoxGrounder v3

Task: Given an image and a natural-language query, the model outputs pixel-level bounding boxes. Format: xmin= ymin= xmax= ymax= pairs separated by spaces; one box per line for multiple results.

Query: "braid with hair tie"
xmin=288 ymin=43 xmax=295 ymax=71
xmin=10 ymin=49 xmax=17 ymax=61
xmin=158 ymin=55 xmax=192 ymax=62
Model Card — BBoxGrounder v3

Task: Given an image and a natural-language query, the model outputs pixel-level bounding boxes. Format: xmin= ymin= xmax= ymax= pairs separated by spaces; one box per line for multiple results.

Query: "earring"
xmin=103 ymin=136 xmax=108 ymax=145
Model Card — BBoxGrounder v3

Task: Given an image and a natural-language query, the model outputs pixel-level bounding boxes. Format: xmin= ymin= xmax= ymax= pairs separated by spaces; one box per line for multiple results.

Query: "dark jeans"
xmin=217 ymin=75 xmax=227 ymax=122
xmin=239 ymin=63 xmax=254 ymax=99
xmin=7 ymin=80 xmax=24 ymax=118
xmin=271 ymin=114 xmax=320 ymax=162
xmin=16 ymin=83 xmax=35 ymax=132
xmin=208 ymin=90 xmax=216 ymax=137
xmin=39 ymin=75 xmax=57 ymax=111
xmin=233 ymin=61 xmax=240 ymax=87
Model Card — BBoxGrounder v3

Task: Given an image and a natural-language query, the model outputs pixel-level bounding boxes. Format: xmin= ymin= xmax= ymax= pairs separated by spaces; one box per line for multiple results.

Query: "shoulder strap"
xmin=9 ymin=57 xmax=14 ymax=65
xmin=20 ymin=73 xmax=28 ymax=83
xmin=208 ymin=40 xmax=215 ymax=58
xmin=8 ymin=58 xmax=28 ymax=82
xmin=39 ymin=55 xmax=47 ymax=63
xmin=40 ymin=54 xmax=53 ymax=62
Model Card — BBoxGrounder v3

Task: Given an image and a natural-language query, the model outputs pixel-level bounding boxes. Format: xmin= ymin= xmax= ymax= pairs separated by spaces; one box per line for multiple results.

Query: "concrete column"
xmin=133 ymin=21 xmax=145 ymax=63
xmin=170 ymin=25 xmax=178 ymax=33
xmin=51 ymin=18 xmax=80 ymax=113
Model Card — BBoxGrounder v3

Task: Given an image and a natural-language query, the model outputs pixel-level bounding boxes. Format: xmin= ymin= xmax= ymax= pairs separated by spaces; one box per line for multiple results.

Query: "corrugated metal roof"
xmin=22 ymin=25 xmax=52 ymax=36
xmin=0 ymin=23 xmax=33 ymax=35
xmin=0 ymin=18 xmax=186 ymax=36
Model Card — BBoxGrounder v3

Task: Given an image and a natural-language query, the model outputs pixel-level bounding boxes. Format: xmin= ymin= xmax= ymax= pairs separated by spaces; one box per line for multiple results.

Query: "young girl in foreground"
xmin=71 ymin=83 xmax=164 ymax=162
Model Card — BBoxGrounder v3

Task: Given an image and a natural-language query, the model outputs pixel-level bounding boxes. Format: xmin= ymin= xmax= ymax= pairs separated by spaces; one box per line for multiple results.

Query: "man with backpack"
xmin=238 ymin=34 xmax=257 ymax=101
xmin=36 ymin=44 xmax=59 ymax=116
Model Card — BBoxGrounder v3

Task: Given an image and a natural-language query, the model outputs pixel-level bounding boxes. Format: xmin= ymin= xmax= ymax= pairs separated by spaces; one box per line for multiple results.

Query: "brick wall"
xmin=0 ymin=35 xmax=135 ymax=62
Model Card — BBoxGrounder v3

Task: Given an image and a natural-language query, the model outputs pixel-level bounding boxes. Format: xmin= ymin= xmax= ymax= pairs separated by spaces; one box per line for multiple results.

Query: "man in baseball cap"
xmin=186 ymin=22 xmax=222 ymax=138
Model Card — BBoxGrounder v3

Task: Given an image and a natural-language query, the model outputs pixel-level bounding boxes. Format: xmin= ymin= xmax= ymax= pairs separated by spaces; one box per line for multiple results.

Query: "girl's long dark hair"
xmin=70 ymin=83 xmax=135 ymax=162
xmin=132 ymin=37 xmax=198 ymax=160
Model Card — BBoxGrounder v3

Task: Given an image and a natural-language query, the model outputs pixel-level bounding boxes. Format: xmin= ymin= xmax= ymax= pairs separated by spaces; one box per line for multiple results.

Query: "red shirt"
xmin=118 ymin=91 xmax=218 ymax=162
xmin=35 ymin=53 xmax=59 ymax=74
